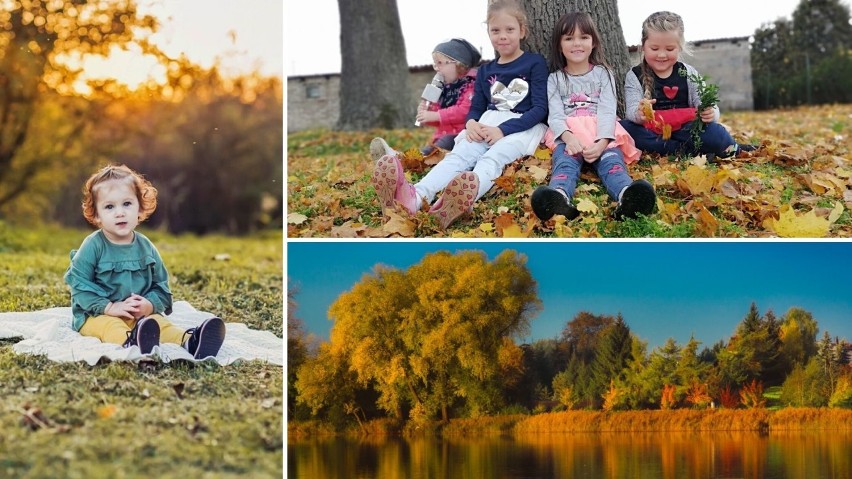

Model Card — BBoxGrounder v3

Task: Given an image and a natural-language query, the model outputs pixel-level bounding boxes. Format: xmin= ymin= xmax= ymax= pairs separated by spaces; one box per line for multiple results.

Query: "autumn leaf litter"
xmin=287 ymin=105 xmax=852 ymax=238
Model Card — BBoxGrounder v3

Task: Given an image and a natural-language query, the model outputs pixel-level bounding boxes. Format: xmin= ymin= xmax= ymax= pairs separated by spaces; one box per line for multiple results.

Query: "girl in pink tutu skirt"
xmin=532 ymin=12 xmax=655 ymax=222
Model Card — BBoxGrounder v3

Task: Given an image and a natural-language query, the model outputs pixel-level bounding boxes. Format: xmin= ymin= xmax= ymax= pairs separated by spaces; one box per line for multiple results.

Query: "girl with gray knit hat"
xmin=371 ymin=37 xmax=481 ymax=159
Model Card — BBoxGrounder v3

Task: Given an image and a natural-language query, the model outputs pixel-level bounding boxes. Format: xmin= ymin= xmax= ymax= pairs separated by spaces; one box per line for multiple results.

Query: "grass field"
xmin=287 ymin=104 xmax=852 ymax=238
xmin=0 ymin=224 xmax=283 ymax=478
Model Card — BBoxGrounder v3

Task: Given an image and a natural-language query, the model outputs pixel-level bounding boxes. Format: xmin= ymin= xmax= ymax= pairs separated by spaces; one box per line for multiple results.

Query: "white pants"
xmin=415 ymin=110 xmax=547 ymax=203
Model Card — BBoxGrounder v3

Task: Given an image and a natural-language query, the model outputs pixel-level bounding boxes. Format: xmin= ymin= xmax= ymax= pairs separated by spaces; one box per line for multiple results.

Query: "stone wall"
xmin=288 ymin=37 xmax=753 ymax=132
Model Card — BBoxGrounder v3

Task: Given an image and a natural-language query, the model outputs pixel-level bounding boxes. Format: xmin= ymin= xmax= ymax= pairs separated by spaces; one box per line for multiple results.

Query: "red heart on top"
xmin=663 ymin=85 xmax=678 ymax=100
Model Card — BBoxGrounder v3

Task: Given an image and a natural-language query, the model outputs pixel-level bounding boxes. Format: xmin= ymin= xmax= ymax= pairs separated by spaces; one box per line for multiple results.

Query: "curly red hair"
xmin=81 ymin=164 xmax=158 ymax=226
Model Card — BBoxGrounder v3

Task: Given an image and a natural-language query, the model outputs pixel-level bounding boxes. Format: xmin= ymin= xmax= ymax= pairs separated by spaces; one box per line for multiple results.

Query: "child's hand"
xmin=105 ymin=301 xmax=137 ymax=320
xmin=416 ymin=110 xmax=439 ymax=124
xmin=465 ymin=120 xmax=487 ymax=142
xmin=127 ymin=293 xmax=154 ymax=319
xmin=638 ymin=98 xmax=656 ymax=121
xmin=699 ymin=106 xmax=715 ymax=123
xmin=561 ymin=132 xmax=583 ymax=156
xmin=582 ymin=139 xmax=608 ymax=163
xmin=480 ymin=126 xmax=504 ymax=145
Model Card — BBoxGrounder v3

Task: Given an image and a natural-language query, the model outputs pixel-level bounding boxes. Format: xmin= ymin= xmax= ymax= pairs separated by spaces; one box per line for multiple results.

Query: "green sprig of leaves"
xmin=679 ymin=67 xmax=719 ymax=151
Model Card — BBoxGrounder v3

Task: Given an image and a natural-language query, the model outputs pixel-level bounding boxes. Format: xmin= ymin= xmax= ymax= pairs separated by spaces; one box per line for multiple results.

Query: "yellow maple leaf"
xmin=527 ymin=165 xmax=549 ymax=183
xmin=576 ymin=183 xmax=600 ymax=193
xmin=763 ymin=205 xmax=830 ymax=238
xmin=533 ymin=146 xmax=552 ymax=161
xmin=501 ymin=223 xmax=528 ymax=238
xmin=552 ymin=216 xmax=573 ymax=238
xmin=678 ymin=164 xmax=715 ymax=196
xmin=383 ymin=211 xmax=415 ymax=237
xmin=575 ymin=198 xmax=598 ymax=214
xmin=479 ymin=223 xmax=495 ymax=233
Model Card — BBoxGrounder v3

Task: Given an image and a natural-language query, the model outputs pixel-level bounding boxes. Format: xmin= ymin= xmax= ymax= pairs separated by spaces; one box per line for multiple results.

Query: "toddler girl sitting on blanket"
xmin=64 ymin=164 xmax=225 ymax=358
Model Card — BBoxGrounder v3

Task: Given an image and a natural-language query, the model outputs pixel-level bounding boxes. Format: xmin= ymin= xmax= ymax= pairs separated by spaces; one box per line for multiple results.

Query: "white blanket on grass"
xmin=0 ymin=301 xmax=282 ymax=366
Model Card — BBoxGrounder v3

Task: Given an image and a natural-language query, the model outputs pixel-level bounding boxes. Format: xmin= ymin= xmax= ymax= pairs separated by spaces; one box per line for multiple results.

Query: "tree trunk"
xmin=516 ymin=0 xmax=631 ymax=117
xmin=337 ymin=0 xmax=413 ymax=130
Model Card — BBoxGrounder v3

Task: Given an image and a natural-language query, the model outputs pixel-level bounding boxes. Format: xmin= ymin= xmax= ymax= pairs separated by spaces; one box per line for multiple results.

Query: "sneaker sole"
xmin=531 ymin=187 xmax=579 ymax=221
xmin=431 ymin=172 xmax=478 ymax=229
xmin=371 ymin=156 xmax=400 ymax=212
xmin=370 ymin=138 xmax=392 ymax=163
xmin=137 ymin=318 xmax=160 ymax=355
xmin=193 ymin=317 xmax=226 ymax=359
xmin=616 ymin=180 xmax=656 ymax=220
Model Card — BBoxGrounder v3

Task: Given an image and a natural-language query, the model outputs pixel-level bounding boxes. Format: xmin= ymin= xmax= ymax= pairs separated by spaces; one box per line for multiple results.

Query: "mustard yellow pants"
xmin=79 ymin=314 xmax=186 ymax=346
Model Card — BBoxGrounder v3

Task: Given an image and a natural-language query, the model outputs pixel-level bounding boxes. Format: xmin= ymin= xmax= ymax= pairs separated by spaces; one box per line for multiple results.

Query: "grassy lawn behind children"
xmin=0 ymin=224 xmax=283 ymax=478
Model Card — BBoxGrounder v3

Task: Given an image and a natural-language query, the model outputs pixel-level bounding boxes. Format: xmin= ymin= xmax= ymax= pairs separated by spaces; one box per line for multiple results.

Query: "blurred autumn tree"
xmin=752 ymin=0 xmax=852 ymax=108
xmin=0 ymin=0 xmax=156 ymax=213
xmin=0 ymin=0 xmax=282 ymax=234
xmin=300 ymin=250 xmax=540 ymax=424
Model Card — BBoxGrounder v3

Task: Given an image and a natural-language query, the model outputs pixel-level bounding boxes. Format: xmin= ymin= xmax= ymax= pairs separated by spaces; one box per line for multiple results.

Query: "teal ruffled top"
xmin=64 ymin=230 xmax=173 ymax=331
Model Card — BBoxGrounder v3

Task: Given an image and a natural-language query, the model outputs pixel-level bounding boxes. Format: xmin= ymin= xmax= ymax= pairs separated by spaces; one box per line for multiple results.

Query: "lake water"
xmin=288 ymin=431 xmax=852 ymax=479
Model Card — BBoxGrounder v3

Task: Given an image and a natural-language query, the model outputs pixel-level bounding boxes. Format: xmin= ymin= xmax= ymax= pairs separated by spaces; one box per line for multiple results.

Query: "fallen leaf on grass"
xmin=493 ymin=174 xmax=515 ymax=193
xmin=695 ymin=204 xmax=720 ymax=237
xmin=399 ymin=148 xmax=428 ymax=173
xmin=527 ymin=165 xmax=549 ymax=183
xmin=719 ymin=178 xmax=740 ymax=199
xmin=382 ymin=211 xmax=415 ymax=237
xmin=20 ymin=403 xmax=70 ymax=433
xmin=763 ymin=204 xmax=834 ymax=238
xmin=533 ymin=146 xmax=552 ymax=161
xmin=501 ymin=223 xmax=527 ymax=237
xmin=287 ymin=213 xmax=308 ymax=225
xmin=330 ymin=220 xmax=367 ymax=238
xmin=576 ymin=198 xmax=598 ymax=214
xmin=677 ymin=164 xmax=715 ymax=196
xmin=828 ymin=201 xmax=845 ymax=223
xmin=97 ymin=404 xmax=117 ymax=419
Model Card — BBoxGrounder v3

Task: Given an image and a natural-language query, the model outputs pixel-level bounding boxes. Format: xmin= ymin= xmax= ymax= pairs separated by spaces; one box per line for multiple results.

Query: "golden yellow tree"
xmin=325 ymin=249 xmax=541 ymax=424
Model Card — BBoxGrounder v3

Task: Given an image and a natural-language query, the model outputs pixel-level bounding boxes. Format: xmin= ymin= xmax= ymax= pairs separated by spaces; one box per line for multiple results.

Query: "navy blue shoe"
xmin=614 ymin=180 xmax=656 ymax=220
xmin=182 ymin=317 xmax=226 ymax=359
xmin=531 ymin=186 xmax=579 ymax=221
xmin=123 ymin=317 xmax=160 ymax=355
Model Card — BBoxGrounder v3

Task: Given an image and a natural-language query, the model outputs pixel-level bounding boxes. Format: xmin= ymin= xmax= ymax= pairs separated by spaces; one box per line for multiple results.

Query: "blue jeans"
xmin=549 ymin=143 xmax=633 ymax=201
xmin=619 ymin=119 xmax=735 ymax=156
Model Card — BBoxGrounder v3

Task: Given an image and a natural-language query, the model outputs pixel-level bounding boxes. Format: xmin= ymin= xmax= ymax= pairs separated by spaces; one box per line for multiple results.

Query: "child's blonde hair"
xmin=81 ymin=164 xmax=158 ymax=226
xmin=639 ymin=11 xmax=692 ymax=98
xmin=486 ymin=0 xmax=528 ymax=37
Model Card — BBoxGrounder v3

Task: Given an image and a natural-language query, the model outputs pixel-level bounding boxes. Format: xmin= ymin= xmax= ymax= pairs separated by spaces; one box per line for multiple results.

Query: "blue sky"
xmin=287 ymin=241 xmax=852 ymax=350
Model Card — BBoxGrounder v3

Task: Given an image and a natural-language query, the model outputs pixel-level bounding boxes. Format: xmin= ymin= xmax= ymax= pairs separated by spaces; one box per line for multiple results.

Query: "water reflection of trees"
xmin=288 ymin=431 xmax=852 ymax=479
